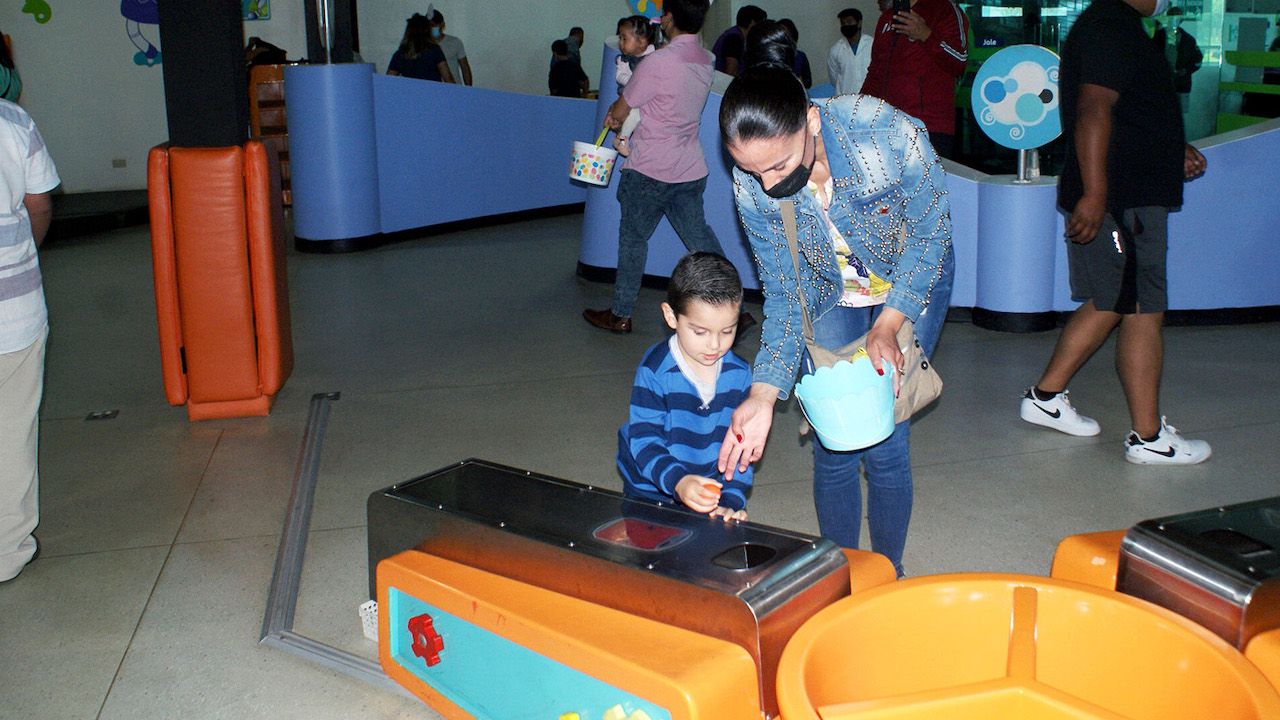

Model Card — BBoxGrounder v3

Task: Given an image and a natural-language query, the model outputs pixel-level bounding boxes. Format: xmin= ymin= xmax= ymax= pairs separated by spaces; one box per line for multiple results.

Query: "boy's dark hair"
xmin=618 ymin=15 xmax=659 ymax=47
xmin=665 ymin=0 xmax=711 ymax=35
xmin=551 ymin=39 xmax=569 ymax=56
xmin=570 ymin=26 xmax=584 ymax=38
xmin=668 ymin=252 xmax=743 ymax=316
xmin=737 ymin=5 xmax=768 ymax=28
xmin=431 ymin=10 xmax=444 ymax=23
xmin=838 ymin=8 xmax=863 ymax=22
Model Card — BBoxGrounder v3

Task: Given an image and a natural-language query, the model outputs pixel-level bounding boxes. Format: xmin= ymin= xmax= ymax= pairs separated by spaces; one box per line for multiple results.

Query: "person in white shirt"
xmin=431 ymin=10 xmax=472 ymax=86
xmin=0 ymin=100 xmax=59 ymax=583
xmin=828 ymin=8 xmax=873 ymax=95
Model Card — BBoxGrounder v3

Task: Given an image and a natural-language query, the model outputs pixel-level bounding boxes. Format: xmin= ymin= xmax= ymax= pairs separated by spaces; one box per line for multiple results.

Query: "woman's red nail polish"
xmin=736 ymin=433 xmax=743 ymax=442
xmin=877 ymin=367 xmax=884 ymax=376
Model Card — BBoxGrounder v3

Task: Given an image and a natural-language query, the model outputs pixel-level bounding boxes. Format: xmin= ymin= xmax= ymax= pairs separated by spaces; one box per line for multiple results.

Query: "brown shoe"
xmin=583 ymin=308 xmax=632 ymax=333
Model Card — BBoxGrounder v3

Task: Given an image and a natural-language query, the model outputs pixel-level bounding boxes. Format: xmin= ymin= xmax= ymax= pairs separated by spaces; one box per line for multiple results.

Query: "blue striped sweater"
xmin=617 ymin=340 xmax=754 ymax=511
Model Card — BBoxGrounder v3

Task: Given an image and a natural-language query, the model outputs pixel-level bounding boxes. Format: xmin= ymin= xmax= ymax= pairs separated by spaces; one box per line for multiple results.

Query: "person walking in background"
xmin=387 ymin=13 xmax=455 ymax=83
xmin=827 ymin=8 xmax=872 ymax=95
xmin=861 ymin=0 xmax=969 ymax=158
xmin=583 ymin=0 xmax=736 ymax=334
xmin=430 ymin=10 xmax=472 ymax=86
xmin=1018 ymin=0 xmax=1211 ymax=465
xmin=711 ymin=5 xmax=766 ymax=77
xmin=778 ymin=19 xmax=812 ymax=88
xmin=0 ymin=100 xmax=59 ymax=582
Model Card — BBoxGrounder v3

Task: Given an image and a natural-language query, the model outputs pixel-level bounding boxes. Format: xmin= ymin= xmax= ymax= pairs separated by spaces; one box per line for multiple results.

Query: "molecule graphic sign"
xmin=971 ymin=44 xmax=1061 ymax=151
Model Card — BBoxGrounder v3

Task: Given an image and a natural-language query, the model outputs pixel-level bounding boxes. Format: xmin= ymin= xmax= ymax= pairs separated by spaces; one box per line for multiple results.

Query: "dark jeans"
xmin=804 ymin=251 xmax=954 ymax=577
xmin=612 ymin=169 xmax=724 ymax=318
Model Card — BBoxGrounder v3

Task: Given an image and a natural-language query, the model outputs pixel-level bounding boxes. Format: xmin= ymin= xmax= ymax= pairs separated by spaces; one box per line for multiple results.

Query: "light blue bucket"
xmin=794 ymin=355 xmax=896 ymax=451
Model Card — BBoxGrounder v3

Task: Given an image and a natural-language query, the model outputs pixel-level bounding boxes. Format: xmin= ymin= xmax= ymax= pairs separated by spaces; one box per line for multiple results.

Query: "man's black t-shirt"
xmin=1058 ymin=0 xmax=1185 ymax=213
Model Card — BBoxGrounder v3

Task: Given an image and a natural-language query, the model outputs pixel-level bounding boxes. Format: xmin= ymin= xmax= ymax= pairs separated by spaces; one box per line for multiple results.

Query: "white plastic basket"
xmin=358 ymin=599 xmax=379 ymax=642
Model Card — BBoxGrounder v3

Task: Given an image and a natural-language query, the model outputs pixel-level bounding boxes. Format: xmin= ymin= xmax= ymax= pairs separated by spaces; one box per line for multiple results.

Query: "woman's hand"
xmin=866 ymin=308 xmax=908 ymax=395
xmin=718 ymin=383 xmax=779 ymax=480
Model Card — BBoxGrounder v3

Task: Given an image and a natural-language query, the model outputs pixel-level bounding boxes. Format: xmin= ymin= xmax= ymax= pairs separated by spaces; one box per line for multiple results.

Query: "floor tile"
xmin=98 ymin=536 xmax=435 ymax=720
xmin=0 ymin=546 xmax=168 ymax=720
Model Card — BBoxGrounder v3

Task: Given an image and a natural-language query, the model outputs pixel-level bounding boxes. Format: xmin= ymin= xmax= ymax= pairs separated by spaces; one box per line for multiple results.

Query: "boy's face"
xmin=662 ymin=299 xmax=740 ymax=368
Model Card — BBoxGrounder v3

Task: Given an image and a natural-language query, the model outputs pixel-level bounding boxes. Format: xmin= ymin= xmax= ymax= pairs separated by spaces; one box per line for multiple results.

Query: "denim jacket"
xmin=733 ymin=94 xmax=954 ymax=397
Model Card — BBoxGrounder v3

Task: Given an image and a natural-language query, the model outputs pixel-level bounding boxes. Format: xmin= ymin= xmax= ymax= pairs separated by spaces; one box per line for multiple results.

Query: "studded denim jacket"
xmin=733 ymin=94 xmax=954 ymax=397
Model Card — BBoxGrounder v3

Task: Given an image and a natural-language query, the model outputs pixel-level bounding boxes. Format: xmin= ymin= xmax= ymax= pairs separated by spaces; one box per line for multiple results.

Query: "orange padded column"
xmin=147 ymin=142 xmax=292 ymax=420
xmin=169 ymin=146 xmax=260 ymax=409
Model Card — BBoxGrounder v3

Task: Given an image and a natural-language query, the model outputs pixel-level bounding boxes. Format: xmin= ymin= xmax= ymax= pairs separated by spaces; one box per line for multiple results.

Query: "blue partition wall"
xmin=285 ymin=63 xmax=595 ymax=250
xmin=373 ymin=77 xmax=594 ymax=234
xmin=284 ymin=58 xmax=1279 ymax=318
xmin=579 ymin=42 xmax=1280 ymax=318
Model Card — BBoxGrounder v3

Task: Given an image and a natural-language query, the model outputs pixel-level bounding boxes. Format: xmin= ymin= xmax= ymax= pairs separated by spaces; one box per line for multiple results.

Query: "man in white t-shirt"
xmin=0 ymin=100 xmax=59 ymax=582
xmin=431 ymin=10 xmax=472 ymax=86
xmin=828 ymin=8 xmax=873 ymax=95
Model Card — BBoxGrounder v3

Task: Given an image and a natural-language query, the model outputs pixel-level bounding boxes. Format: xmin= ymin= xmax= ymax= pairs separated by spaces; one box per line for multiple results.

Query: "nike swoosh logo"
xmin=1035 ymin=405 xmax=1061 ymax=419
xmin=1145 ymin=446 xmax=1178 ymax=457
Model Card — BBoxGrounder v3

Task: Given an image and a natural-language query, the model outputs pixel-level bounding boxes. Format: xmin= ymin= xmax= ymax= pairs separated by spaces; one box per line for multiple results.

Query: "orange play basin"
xmin=775 ymin=573 xmax=1280 ymax=720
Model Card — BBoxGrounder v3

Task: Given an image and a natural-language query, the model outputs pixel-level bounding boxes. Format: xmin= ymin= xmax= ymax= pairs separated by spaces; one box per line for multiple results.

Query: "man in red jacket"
xmin=862 ymin=0 xmax=969 ymax=158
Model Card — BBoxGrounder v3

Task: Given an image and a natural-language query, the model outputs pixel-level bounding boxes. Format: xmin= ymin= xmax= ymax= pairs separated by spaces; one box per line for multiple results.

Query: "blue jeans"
xmin=804 ymin=253 xmax=953 ymax=577
xmin=612 ymin=169 xmax=724 ymax=318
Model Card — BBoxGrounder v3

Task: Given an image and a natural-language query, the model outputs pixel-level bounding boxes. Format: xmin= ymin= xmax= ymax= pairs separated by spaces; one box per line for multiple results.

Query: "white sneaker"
xmin=1020 ymin=388 xmax=1101 ymax=437
xmin=1125 ymin=418 xmax=1212 ymax=465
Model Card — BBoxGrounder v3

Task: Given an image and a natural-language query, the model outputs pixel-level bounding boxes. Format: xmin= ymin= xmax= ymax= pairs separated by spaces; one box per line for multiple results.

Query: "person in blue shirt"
xmin=617 ymin=252 xmax=753 ymax=520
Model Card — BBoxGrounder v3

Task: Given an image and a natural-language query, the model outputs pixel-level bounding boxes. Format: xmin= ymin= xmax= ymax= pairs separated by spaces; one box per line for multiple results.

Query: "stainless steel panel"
xmin=368 ymin=459 xmax=851 ymax=716
xmin=1117 ymin=496 xmax=1280 ymax=648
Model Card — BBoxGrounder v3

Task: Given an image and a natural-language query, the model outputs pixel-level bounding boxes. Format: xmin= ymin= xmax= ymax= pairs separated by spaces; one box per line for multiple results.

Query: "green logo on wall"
xmin=22 ymin=0 xmax=51 ymax=24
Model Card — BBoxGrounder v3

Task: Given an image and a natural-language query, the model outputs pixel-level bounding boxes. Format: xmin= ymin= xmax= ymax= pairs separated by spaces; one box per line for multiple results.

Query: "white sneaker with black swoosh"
xmin=1125 ymin=418 xmax=1212 ymax=465
xmin=1019 ymin=388 xmax=1100 ymax=437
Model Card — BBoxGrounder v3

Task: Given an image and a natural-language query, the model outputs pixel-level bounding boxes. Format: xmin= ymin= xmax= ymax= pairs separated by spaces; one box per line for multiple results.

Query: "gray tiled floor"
xmin=2 ymin=214 xmax=1277 ymax=719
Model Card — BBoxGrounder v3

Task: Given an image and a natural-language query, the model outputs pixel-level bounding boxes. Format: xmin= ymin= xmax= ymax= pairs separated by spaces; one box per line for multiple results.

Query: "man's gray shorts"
xmin=1067 ymin=206 xmax=1168 ymax=314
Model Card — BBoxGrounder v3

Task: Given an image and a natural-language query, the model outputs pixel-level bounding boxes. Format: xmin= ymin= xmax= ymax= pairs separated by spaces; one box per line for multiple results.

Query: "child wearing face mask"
xmin=612 ymin=15 xmax=659 ymax=157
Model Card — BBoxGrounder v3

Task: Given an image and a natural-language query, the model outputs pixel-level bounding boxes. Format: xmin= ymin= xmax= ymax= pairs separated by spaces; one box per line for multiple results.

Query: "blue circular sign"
xmin=971 ymin=44 xmax=1061 ymax=150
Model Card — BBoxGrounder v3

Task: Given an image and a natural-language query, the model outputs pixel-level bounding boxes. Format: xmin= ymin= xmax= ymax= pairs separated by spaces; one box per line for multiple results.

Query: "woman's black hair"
xmin=720 ymin=20 xmax=809 ymax=146
xmin=0 ymin=34 xmax=13 ymax=70
xmin=618 ymin=15 xmax=658 ymax=48
xmin=399 ymin=14 xmax=432 ymax=59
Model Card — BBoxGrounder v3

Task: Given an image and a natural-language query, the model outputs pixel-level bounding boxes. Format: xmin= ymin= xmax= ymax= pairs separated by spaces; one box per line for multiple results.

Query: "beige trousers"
xmin=0 ymin=327 xmax=45 ymax=581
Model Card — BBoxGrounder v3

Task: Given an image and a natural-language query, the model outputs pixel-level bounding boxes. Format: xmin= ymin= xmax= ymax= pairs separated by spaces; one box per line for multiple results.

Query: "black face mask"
xmin=762 ymin=132 xmax=815 ymax=199
xmin=840 ymin=25 xmax=861 ymax=39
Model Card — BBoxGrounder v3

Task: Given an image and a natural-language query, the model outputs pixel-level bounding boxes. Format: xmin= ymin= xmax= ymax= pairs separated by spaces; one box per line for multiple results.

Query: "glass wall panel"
xmin=949 ymin=0 xmax=1278 ymax=173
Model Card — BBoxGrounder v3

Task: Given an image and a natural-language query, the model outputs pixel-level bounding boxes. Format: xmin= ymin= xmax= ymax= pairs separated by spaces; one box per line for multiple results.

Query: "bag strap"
xmin=780 ymin=201 xmax=818 ymax=345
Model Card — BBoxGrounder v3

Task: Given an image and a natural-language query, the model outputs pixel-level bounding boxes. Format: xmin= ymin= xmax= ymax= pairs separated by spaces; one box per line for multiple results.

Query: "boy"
xmin=617 ymin=252 xmax=752 ymax=520
xmin=549 ymin=39 xmax=588 ymax=98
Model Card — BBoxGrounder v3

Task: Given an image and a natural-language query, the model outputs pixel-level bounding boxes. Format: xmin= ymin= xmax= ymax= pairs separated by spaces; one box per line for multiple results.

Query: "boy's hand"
xmin=709 ymin=506 xmax=747 ymax=522
xmin=675 ymin=475 xmax=721 ymax=514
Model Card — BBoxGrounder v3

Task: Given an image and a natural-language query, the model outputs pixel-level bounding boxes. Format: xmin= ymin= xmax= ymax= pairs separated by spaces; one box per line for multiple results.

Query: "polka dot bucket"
xmin=570 ymin=141 xmax=619 ymax=187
